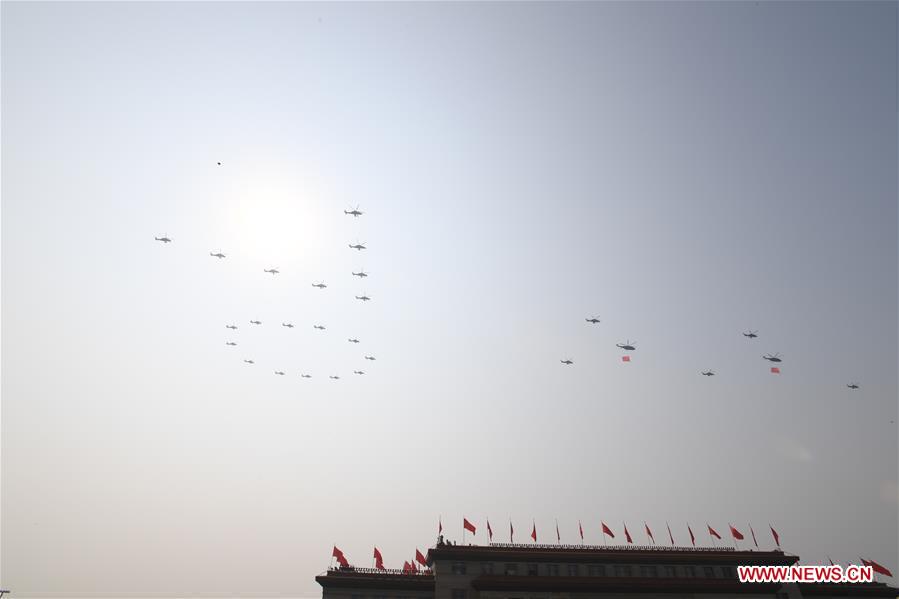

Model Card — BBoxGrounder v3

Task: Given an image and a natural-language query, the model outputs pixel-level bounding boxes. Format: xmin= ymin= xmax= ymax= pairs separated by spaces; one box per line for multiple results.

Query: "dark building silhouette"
xmin=317 ymin=540 xmax=897 ymax=599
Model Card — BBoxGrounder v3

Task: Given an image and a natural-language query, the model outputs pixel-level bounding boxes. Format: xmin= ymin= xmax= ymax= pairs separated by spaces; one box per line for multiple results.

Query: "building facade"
xmin=316 ymin=540 xmax=897 ymax=599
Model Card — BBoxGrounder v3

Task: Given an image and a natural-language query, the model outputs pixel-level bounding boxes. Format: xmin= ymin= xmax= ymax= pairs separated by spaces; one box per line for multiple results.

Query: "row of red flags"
xmin=332 ymin=545 xmax=430 ymax=572
xmin=332 ymin=543 xmax=893 ymax=578
xmin=453 ymin=517 xmax=781 ymax=549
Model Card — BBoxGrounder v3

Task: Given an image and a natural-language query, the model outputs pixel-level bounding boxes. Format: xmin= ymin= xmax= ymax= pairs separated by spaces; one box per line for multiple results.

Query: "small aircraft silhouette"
xmin=364 ymin=355 xmax=376 ymax=360
xmin=301 ymin=374 xmax=312 ymax=378
xmin=264 ymin=268 xmax=279 ymax=275
xmin=313 ymin=324 xmax=326 ymax=330
xmin=225 ymin=324 xmax=238 ymax=330
xmin=210 ymin=251 xmax=226 ymax=259
xmin=847 ymin=383 xmax=860 ymax=389
xmin=349 ymin=242 xmax=367 ymax=251
xmin=585 ymin=317 xmax=601 ymax=324
xmin=616 ymin=340 xmax=636 ymax=351
xmin=329 ymin=375 xmax=340 ymax=380
xmin=312 ymin=282 xmax=327 ymax=289
xmin=154 ymin=235 xmax=172 ymax=243
xmin=244 ymin=359 xmax=254 ymax=364
xmin=763 ymin=353 xmax=783 ymax=363
xmin=743 ymin=330 xmax=759 ymax=339
xmin=352 ymin=270 xmax=368 ymax=278
xmin=250 ymin=320 xmax=262 ymax=325
xmin=348 ymin=338 xmax=360 ymax=343
xmin=355 ymin=294 xmax=371 ymax=302
xmin=226 ymin=341 xmax=237 ymax=346
xmin=274 ymin=370 xmax=285 ymax=376
xmin=353 ymin=370 xmax=365 ymax=375
xmin=701 ymin=370 xmax=715 ymax=376
xmin=282 ymin=322 xmax=294 ymax=328
xmin=344 ymin=205 xmax=363 ymax=217
xmin=561 ymin=359 xmax=574 ymax=365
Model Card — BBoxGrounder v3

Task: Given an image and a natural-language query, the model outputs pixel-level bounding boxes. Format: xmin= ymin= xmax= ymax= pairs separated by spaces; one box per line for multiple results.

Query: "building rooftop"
xmin=426 ymin=542 xmax=799 ymax=566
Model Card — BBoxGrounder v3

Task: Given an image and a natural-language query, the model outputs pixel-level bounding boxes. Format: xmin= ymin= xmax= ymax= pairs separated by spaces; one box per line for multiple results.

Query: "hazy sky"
xmin=2 ymin=1 xmax=897 ymax=597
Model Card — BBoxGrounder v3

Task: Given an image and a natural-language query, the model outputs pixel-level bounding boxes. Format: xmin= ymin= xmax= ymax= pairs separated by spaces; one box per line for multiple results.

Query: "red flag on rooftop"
xmin=770 ymin=524 xmax=780 ymax=547
xmin=463 ymin=518 xmax=476 ymax=535
xmin=667 ymin=522 xmax=675 ymax=546
xmin=416 ymin=548 xmax=427 ymax=567
xmin=644 ymin=522 xmax=655 ymax=544
xmin=624 ymin=523 xmax=633 ymax=544
xmin=707 ymin=524 xmax=722 ymax=540
xmin=332 ymin=546 xmax=349 ymax=568
xmin=531 ymin=521 xmax=537 ymax=542
xmin=403 ymin=561 xmax=414 ymax=573
xmin=579 ymin=520 xmax=584 ymax=542
xmin=602 ymin=522 xmax=615 ymax=538
xmin=622 ymin=355 xmax=631 ymax=362
xmin=688 ymin=524 xmax=696 ymax=546
xmin=373 ymin=547 xmax=385 ymax=570
xmin=730 ymin=524 xmax=744 ymax=541
xmin=750 ymin=525 xmax=759 ymax=548
xmin=487 ymin=518 xmax=493 ymax=542
xmin=864 ymin=559 xmax=893 ymax=577
xmin=771 ymin=366 xmax=780 ymax=374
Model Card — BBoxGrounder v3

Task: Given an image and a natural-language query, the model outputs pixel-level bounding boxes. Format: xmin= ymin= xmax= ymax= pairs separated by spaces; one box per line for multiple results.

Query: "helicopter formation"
xmin=562 ymin=322 xmax=860 ymax=389
xmin=155 ymin=191 xmax=376 ymax=380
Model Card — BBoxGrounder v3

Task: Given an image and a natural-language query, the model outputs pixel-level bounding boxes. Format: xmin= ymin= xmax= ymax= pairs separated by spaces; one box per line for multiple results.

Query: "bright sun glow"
xmin=222 ymin=164 xmax=335 ymax=271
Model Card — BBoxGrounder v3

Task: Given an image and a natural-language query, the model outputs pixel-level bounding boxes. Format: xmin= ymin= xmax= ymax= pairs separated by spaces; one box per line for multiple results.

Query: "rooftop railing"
xmin=328 ymin=566 xmax=433 ymax=576
xmin=478 ymin=542 xmax=739 ymax=552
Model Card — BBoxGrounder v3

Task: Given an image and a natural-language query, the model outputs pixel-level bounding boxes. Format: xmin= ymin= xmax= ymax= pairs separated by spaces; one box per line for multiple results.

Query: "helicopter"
xmin=352 ymin=270 xmax=368 ymax=278
xmin=348 ymin=338 xmax=360 ymax=344
xmin=355 ymin=293 xmax=371 ymax=302
xmin=312 ymin=282 xmax=327 ymax=289
xmin=353 ymin=370 xmax=365 ymax=375
xmin=743 ymin=330 xmax=759 ymax=339
xmin=225 ymin=324 xmax=238 ymax=330
xmin=209 ymin=251 xmax=226 ymax=259
xmin=274 ymin=371 xmax=286 ymax=376
xmin=264 ymin=268 xmax=279 ymax=275
xmin=364 ymin=355 xmax=376 ymax=361
xmin=225 ymin=341 xmax=237 ymax=346
xmin=154 ymin=235 xmax=172 ymax=243
xmin=701 ymin=370 xmax=715 ymax=376
xmin=561 ymin=359 xmax=574 ymax=365
xmin=847 ymin=383 xmax=860 ymax=390
xmin=301 ymin=374 xmax=312 ymax=378
xmin=763 ymin=353 xmax=783 ymax=363
xmin=313 ymin=324 xmax=326 ymax=330
xmin=616 ymin=340 xmax=636 ymax=351
xmin=250 ymin=320 xmax=262 ymax=325
xmin=585 ymin=317 xmax=601 ymax=324
xmin=349 ymin=241 xmax=367 ymax=251
xmin=244 ymin=359 xmax=254 ymax=364
xmin=344 ymin=205 xmax=363 ymax=217
xmin=282 ymin=323 xmax=294 ymax=328
xmin=329 ymin=375 xmax=340 ymax=380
